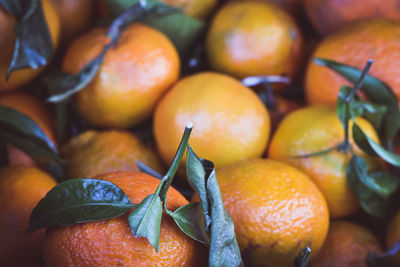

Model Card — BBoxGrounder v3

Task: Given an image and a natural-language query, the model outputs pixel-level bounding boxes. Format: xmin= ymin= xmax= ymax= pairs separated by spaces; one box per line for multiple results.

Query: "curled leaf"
xmin=128 ymin=194 xmax=163 ymax=251
xmin=0 ymin=0 xmax=54 ymax=78
xmin=186 ymin=146 xmax=243 ymax=267
xmin=168 ymin=202 xmax=210 ymax=245
xmin=29 ymin=178 xmax=135 ymax=231
xmin=0 ymin=104 xmax=61 ymax=163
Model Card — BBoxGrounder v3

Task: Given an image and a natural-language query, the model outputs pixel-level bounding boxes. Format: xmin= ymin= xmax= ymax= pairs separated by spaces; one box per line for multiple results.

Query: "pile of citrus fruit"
xmin=1 ymin=0 xmax=400 ymax=266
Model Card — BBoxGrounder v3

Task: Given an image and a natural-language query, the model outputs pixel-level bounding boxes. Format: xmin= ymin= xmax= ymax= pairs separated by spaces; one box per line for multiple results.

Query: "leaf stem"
xmin=343 ymin=59 xmax=373 ymax=151
xmin=159 ymin=123 xmax=193 ymax=201
xmin=345 ymin=59 xmax=373 ymax=102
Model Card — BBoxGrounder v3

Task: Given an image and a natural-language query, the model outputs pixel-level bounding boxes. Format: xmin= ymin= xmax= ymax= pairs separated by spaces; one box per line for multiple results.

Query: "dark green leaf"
xmin=351 ymin=101 xmax=387 ymax=131
xmin=293 ymin=247 xmax=311 ymax=267
xmin=143 ymin=12 xmax=204 ymax=52
xmin=0 ymin=104 xmax=56 ymax=152
xmin=347 ymin=156 xmax=394 ymax=217
xmin=29 ymin=179 xmax=134 ymax=231
xmin=336 ymin=86 xmax=352 ymax=129
xmin=314 ymin=58 xmax=400 ymax=143
xmin=46 ymin=50 xmax=107 ymax=102
xmin=186 ymin=145 xmax=211 ymax=228
xmin=103 ymin=0 xmax=204 ymax=53
xmin=169 ymin=202 xmax=210 ymax=245
xmin=207 ymin=168 xmax=244 ymax=267
xmin=347 ymin=156 xmax=399 ymax=198
xmin=0 ymin=0 xmax=54 ymax=78
xmin=128 ymin=194 xmax=163 ymax=251
xmin=353 ymin=123 xmax=400 ymax=167
xmin=0 ymin=105 xmax=61 ymax=163
xmin=0 ymin=129 xmax=63 ymax=163
xmin=367 ymin=240 xmax=400 ymax=267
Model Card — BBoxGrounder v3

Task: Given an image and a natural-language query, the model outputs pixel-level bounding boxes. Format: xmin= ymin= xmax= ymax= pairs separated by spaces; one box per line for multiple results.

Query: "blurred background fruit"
xmin=51 ymin=0 xmax=95 ymax=46
xmin=63 ymin=23 xmax=180 ymax=128
xmin=43 ymin=171 xmax=205 ymax=266
xmin=214 ymin=158 xmax=329 ymax=266
xmin=154 ymin=72 xmax=270 ymax=173
xmin=206 ymin=1 xmax=303 ymax=86
xmin=62 ymin=130 xmax=164 ymax=179
xmin=0 ymin=166 xmax=57 ymax=266
xmin=269 ymin=105 xmax=380 ymax=218
xmin=311 ymin=221 xmax=383 ymax=267
xmin=304 ymin=0 xmax=400 ymax=36
xmin=0 ymin=92 xmax=56 ymax=167
xmin=305 ymin=20 xmax=400 ymax=106
xmin=386 ymin=210 xmax=400 ymax=265
xmin=0 ymin=0 xmax=60 ymax=92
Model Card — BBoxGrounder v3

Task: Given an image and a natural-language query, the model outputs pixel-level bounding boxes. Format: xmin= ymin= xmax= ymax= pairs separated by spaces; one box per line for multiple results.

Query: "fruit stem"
xmin=159 ymin=123 xmax=193 ymax=201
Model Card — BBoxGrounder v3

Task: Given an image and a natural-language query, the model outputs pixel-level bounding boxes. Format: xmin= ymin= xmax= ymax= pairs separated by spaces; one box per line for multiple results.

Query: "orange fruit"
xmin=311 ymin=221 xmax=383 ymax=267
xmin=269 ymin=105 xmax=380 ymax=218
xmin=233 ymin=0 xmax=302 ymax=17
xmin=305 ymin=20 xmax=400 ymax=106
xmin=0 ymin=0 xmax=60 ymax=92
xmin=214 ymin=158 xmax=329 ymax=266
xmin=304 ymin=0 xmax=400 ymax=36
xmin=63 ymin=23 xmax=180 ymax=128
xmin=0 ymin=166 xmax=57 ymax=266
xmin=153 ymin=72 xmax=270 ymax=172
xmin=43 ymin=171 xmax=205 ymax=266
xmin=386 ymin=210 xmax=400 ymax=265
xmin=0 ymin=92 xmax=56 ymax=167
xmin=268 ymin=95 xmax=304 ymax=134
xmin=160 ymin=0 xmax=218 ymax=19
xmin=51 ymin=0 xmax=95 ymax=45
xmin=206 ymin=2 xmax=303 ymax=83
xmin=62 ymin=130 xmax=164 ymax=179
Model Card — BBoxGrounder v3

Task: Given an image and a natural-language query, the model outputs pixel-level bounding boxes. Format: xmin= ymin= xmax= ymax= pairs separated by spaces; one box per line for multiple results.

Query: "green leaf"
xmin=143 ymin=12 xmax=204 ymax=52
xmin=128 ymin=194 xmax=163 ymax=251
xmin=169 ymin=202 xmax=210 ymax=245
xmin=207 ymin=168 xmax=244 ymax=267
xmin=46 ymin=49 xmax=108 ymax=103
xmin=0 ymin=0 xmax=54 ymax=78
xmin=347 ymin=156 xmax=395 ymax=217
xmin=0 ymin=104 xmax=62 ymax=163
xmin=353 ymin=123 xmax=400 ymax=167
xmin=367 ymin=240 xmax=400 ymax=267
xmin=351 ymin=101 xmax=387 ymax=131
xmin=29 ymin=179 xmax=134 ymax=232
xmin=0 ymin=104 xmax=56 ymax=152
xmin=314 ymin=58 xmax=400 ymax=143
xmin=293 ymin=247 xmax=311 ymax=267
xmin=103 ymin=0 xmax=204 ymax=53
xmin=186 ymin=145 xmax=211 ymax=228
xmin=336 ymin=85 xmax=352 ymax=129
